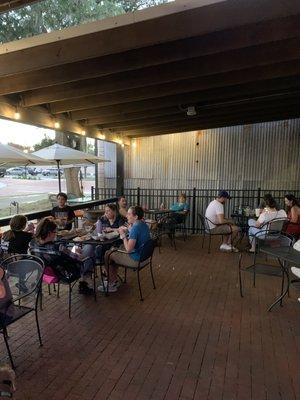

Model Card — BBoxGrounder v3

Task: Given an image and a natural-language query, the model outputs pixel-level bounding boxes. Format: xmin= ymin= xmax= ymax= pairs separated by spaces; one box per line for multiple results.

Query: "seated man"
xmin=117 ymin=196 xmax=128 ymax=219
xmin=205 ymin=190 xmax=239 ymax=252
xmin=170 ymin=193 xmax=189 ymax=223
xmin=51 ymin=192 xmax=75 ymax=231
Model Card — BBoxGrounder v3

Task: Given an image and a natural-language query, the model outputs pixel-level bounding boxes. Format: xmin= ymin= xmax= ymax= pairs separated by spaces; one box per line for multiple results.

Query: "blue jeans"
xmin=248 ymin=219 xmax=265 ymax=244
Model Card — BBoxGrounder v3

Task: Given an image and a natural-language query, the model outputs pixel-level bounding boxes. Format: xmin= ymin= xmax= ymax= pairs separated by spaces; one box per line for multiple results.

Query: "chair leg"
xmin=39 ymin=286 xmax=43 ymax=311
xmin=253 ymin=252 xmax=257 ymax=287
xmin=238 ymin=253 xmax=244 ymax=298
xmin=68 ymin=284 xmax=72 ymax=318
xmin=48 ymin=284 xmax=51 ymax=295
xmin=35 ymin=308 xmax=43 ymax=346
xmin=137 ymin=269 xmax=143 ymax=301
xmin=57 ymin=283 xmax=60 ymax=298
xmin=53 ymin=283 xmax=57 ymax=292
xmin=150 ymin=262 xmax=156 ymax=290
xmin=3 ymin=328 xmax=15 ymax=370
xmin=93 ymin=266 xmax=97 ymax=302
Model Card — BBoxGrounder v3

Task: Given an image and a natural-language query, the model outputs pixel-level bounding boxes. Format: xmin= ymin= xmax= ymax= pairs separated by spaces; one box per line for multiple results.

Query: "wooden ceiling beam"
xmin=69 ymin=79 xmax=300 ymax=120
xmin=124 ymin=110 xmax=300 ymax=138
xmin=2 ymin=15 xmax=300 ymax=95
xmin=21 ymin=40 xmax=300 ymax=107
xmin=111 ymin=103 xmax=300 ymax=132
xmin=51 ymin=75 xmax=300 ymax=114
xmin=85 ymin=107 xmax=182 ymax=126
xmin=98 ymin=99 xmax=300 ymax=130
xmin=1 ymin=0 xmax=299 ymax=76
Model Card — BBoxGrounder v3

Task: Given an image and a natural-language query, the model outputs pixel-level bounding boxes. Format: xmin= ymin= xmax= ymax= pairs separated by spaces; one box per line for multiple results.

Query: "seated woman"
xmin=170 ymin=193 xmax=189 ymax=223
xmin=284 ymin=194 xmax=300 ymax=237
xmin=99 ymin=206 xmax=150 ymax=293
xmin=248 ymin=194 xmax=287 ymax=252
xmin=95 ymin=204 xmax=125 ymax=264
xmin=31 ymin=218 xmax=94 ymax=295
xmin=99 ymin=204 xmax=126 ymax=231
xmin=2 ymin=215 xmax=34 ymax=255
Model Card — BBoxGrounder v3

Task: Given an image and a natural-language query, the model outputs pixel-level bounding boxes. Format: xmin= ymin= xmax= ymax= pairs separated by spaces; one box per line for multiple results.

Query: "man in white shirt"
xmin=205 ymin=190 xmax=239 ymax=252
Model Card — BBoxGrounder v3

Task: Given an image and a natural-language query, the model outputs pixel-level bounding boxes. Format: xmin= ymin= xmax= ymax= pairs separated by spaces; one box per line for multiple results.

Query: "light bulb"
xmin=14 ymin=111 xmax=20 ymax=120
xmin=54 ymin=121 xmax=60 ymax=129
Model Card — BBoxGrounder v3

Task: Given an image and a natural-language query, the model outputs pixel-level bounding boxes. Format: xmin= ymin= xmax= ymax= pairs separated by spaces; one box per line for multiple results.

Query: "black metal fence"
xmin=92 ymin=187 xmax=300 ymax=233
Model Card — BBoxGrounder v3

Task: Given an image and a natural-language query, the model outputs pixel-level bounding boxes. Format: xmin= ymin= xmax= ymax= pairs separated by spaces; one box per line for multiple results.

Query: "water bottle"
xmin=96 ymin=219 xmax=103 ymax=234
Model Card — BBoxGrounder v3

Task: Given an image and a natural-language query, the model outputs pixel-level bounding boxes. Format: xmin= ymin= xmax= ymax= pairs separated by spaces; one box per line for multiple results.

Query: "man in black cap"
xmin=205 ymin=190 xmax=239 ymax=252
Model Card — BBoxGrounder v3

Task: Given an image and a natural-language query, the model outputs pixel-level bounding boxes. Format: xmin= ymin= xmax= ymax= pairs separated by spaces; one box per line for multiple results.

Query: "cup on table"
xmin=255 ymin=208 xmax=261 ymax=217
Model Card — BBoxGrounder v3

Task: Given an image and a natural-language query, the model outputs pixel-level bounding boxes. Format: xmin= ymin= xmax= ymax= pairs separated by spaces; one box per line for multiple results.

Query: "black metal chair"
xmin=157 ymin=215 xmax=177 ymax=249
xmin=174 ymin=211 xmax=189 ymax=241
xmin=0 ymin=254 xmax=44 ymax=369
xmin=106 ymin=239 xmax=156 ymax=301
xmin=239 ymin=218 xmax=289 ymax=297
xmin=30 ymin=246 xmax=96 ymax=318
xmin=197 ymin=213 xmax=233 ymax=253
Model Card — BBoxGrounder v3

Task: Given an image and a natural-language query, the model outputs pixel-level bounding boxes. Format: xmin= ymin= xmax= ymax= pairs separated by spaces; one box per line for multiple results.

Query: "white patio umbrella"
xmin=0 ymin=143 xmax=48 ymax=166
xmin=32 ymin=143 xmax=110 ymax=192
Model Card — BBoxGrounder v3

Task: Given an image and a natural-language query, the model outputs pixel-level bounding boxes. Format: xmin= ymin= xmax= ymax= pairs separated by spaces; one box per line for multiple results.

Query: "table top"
xmin=145 ymin=209 xmax=171 ymax=215
xmin=68 ymin=196 xmax=92 ymax=204
xmin=260 ymin=245 xmax=300 ymax=265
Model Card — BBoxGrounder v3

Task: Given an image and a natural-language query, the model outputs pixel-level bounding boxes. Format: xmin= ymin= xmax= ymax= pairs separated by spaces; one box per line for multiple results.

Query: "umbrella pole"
xmin=57 ymin=160 xmax=61 ymax=193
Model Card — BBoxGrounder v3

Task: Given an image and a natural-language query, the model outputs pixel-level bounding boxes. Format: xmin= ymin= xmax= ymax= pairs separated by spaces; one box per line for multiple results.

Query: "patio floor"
xmin=2 ymin=236 xmax=300 ymax=400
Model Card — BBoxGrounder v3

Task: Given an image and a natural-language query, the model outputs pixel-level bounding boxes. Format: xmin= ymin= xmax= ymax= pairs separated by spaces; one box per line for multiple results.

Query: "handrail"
xmin=0 ymin=197 xmax=118 ymax=227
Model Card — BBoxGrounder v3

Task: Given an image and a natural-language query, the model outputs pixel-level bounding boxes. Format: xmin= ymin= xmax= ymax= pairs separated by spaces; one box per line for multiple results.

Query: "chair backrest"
xmin=261 ymin=234 xmax=293 ymax=249
xmin=198 ymin=214 xmax=211 ymax=232
xmin=263 ymin=218 xmax=287 ymax=237
xmin=2 ymin=254 xmax=44 ymax=301
xmin=139 ymin=239 xmax=155 ymax=263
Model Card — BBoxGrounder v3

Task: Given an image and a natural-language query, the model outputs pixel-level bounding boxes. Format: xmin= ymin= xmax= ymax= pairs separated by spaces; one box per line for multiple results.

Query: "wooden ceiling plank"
xmin=2 ymin=14 xmax=300 ymax=95
xmin=1 ymin=0 xmax=300 ymax=76
xmin=21 ymin=41 xmax=300 ymax=106
xmin=98 ymin=99 xmax=300 ymax=130
xmin=69 ymin=79 xmax=300 ymax=120
xmin=51 ymin=74 xmax=300 ymax=114
xmin=124 ymin=109 xmax=300 ymax=138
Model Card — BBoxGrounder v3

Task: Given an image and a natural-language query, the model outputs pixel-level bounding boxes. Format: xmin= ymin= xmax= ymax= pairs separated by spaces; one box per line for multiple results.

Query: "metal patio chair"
xmin=0 ymin=254 xmax=44 ymax=369
xmin=106 ymin=239 xmax=156 ymax=301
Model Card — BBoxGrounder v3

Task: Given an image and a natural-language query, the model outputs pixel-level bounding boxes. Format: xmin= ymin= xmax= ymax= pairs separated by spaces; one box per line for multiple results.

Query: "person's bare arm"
xmin=119 ymin=226 xmax=135 ymax=252
xmin=290 ymin=207 xmax=299 ymax=223
xmin=217 ymin=213 xmax=232 ymax=224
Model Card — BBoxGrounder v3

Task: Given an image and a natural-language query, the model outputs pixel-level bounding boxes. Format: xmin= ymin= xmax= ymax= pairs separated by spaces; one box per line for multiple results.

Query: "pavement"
xmin=0 ymin=177 xmax=93 ymax=208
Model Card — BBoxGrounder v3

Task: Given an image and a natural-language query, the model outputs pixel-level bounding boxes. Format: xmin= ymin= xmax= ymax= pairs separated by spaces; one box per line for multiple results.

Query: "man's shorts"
xmin=210 ymin=224 xmax=232 ymax=234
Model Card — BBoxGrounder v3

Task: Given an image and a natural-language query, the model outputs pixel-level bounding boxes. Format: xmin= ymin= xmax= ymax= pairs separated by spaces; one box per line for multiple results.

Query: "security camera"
xmin=186 ymin=106 xmax=197 ymax=116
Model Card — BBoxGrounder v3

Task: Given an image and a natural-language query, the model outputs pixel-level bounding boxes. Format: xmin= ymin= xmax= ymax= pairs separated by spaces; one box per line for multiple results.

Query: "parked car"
xmin=42 ymin=168 xmax=63 ymax=177
xmin=6 ymin=167 xmax=26 ymax=176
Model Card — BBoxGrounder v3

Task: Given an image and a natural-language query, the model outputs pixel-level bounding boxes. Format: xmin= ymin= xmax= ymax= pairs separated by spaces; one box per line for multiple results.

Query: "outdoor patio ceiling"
xmin=0 ymin=0 xmax=300 ymax=139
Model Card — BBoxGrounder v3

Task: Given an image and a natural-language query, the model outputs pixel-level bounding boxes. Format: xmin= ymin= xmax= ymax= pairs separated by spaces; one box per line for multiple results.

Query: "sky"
xmin=0 ymin=118 xmax=55 ymax=147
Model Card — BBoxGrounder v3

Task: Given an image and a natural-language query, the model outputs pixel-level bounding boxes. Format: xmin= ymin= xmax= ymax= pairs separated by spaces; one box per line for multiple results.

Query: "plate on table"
xmin=103 ymin=231 xmax=119 ymax=240
xmin=73 ymin=234 xmax=91 ymax=242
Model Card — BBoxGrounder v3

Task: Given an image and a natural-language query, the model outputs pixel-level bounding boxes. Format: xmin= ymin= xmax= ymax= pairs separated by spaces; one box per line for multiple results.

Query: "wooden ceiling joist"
xmin=1 ymin=0 xmax=300 ymax=138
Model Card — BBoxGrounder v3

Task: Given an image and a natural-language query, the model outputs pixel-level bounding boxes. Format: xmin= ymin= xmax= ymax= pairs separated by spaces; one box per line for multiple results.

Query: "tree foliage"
xmin=0 ymin=0 xmax=170 ymax=43
xmin=33 ymin=134 xmax=55 ymax=151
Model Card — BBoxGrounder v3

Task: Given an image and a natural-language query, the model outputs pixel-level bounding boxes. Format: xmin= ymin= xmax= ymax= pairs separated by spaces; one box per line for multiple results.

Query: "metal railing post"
xmin=137 ymin=187 xmax=141 ymax=205
xmin=257 ymin=187 xmax=261 ymax=207
xmin=91 ymin=186 xmax=95 ymax=200
xmin=192 ymin=187 xmax=196 ymax=234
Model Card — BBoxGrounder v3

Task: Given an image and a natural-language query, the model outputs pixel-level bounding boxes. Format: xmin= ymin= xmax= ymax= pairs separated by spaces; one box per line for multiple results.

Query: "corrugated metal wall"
xmin=117 ymin=118 xmax=300 ymax=190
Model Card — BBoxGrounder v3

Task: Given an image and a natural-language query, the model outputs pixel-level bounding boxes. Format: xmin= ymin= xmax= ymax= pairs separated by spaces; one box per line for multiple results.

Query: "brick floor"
xmin=1 ymin=236 xmax=300 ymax=400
